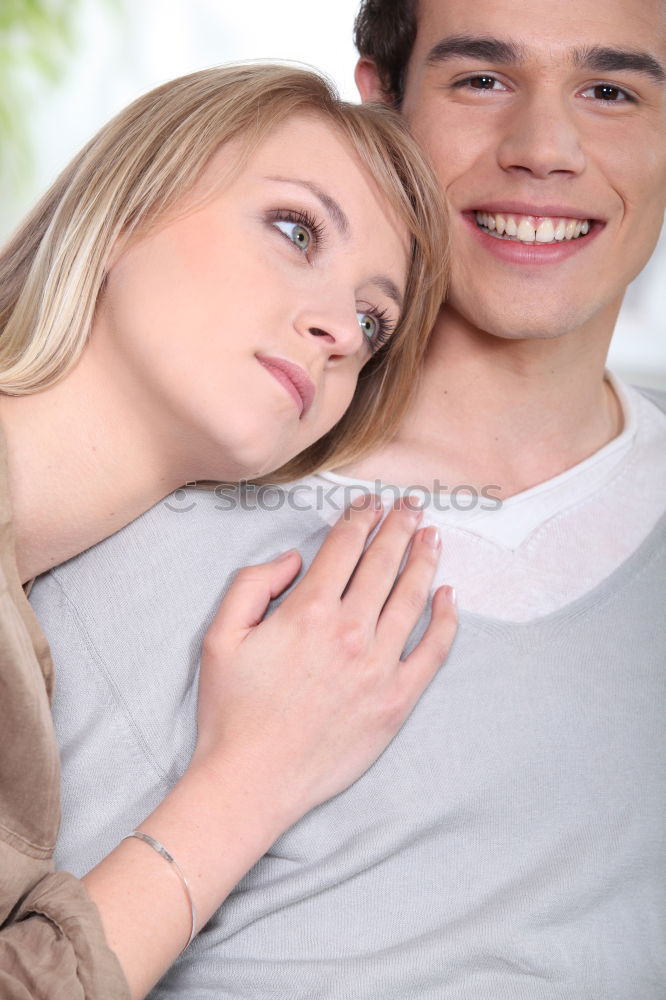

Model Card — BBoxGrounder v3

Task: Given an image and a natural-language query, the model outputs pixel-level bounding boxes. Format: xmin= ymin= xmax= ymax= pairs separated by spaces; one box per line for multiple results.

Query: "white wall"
xmin=3 ymin=0 xmax=664 ymax=386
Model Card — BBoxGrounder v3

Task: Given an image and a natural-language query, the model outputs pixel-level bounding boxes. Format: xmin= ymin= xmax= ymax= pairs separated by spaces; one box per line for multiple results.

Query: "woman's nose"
xmin=294 ymin=304 xmax=364 ymax=360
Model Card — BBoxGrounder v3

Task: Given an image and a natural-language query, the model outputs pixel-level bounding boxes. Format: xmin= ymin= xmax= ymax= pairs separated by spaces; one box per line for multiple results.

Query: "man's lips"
xmin=463 ymin=203 xmax=606 ymax=246
xmin=257 ymin=355 xmax=315 ymax=418
xmin=467 ymin=201 xmax=604 ymax=220
xmin=459 ymin=203 xmax=605 ymax=264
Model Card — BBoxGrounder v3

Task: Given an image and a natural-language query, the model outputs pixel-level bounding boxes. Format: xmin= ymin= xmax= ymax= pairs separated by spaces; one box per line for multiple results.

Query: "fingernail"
xmin=400 ymin=494 xmax=424 ymax=518
xmin=443 ymin=585 xmax=457 ymax=606
xmin=350 ymin=493 xmax=381 ymax=511
xmin=423 ymin=526 xmax=441 ymax=550
xmin=275 ymin=549 xmax=295 ymax=562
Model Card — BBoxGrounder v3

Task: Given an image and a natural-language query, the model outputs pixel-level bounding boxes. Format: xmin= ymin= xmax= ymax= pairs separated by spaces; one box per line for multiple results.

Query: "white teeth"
xmin=474 ymin=211 xmax=593 ymax=245
xmin=536 ymin=219 xmax=555 ymax=243
xmin=517 ymin=218 xmax=536 ymax=242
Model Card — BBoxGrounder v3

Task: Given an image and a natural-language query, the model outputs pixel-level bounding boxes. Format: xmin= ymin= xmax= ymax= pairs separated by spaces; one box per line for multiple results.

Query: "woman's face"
xmin=93 ymin=113 xmax=410 ymax=481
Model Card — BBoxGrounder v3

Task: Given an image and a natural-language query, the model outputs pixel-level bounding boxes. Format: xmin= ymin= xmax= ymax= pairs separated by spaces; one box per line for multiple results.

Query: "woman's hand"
xmin=83 ymin=498 xmax=456 ymax=999
xmin=193 ymin=497 xmax=457 ymax=825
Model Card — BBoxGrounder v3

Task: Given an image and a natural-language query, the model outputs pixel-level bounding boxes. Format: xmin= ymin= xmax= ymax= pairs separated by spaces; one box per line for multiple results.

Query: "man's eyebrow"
xmin=369 ymin=275 xmax=403 ymax=310
xmin=425 ymin=36 xmax=666 ymax=86
xmin=573 ymin=46 xmax=666 ymax=84
xmin=426 ymin=34 xmax=524 ymax=68
xmin=264 ymin=176 xmax=350 ymax=238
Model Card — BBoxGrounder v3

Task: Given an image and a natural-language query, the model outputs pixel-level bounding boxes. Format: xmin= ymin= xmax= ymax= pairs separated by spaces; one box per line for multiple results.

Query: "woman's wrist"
xmin=83 ymin=756 xmax=292 ymax=999
xmin=121 ymin=831 xmax=198 ymax=951
xmin=138 ymin=755 xmax=292 ymax=923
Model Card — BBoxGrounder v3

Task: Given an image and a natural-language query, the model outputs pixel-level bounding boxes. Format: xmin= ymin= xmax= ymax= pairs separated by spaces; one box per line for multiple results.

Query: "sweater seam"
xmin=45 ymin=570 xmax=172 ymax=788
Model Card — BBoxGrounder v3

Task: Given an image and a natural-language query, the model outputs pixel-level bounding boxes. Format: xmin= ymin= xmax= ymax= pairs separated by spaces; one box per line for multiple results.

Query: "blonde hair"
xmin=0 ymin=64 xmax=447 ymax=476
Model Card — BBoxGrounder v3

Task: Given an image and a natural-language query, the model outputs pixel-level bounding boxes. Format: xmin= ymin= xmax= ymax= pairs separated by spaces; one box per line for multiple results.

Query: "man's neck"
xmin=339 ymin=306 xmax=623 ymax=498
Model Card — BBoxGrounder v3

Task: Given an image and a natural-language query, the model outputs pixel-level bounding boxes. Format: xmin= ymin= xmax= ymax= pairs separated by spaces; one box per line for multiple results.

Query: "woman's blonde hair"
xmin=0 ymin=64 xmax=447 ymax=477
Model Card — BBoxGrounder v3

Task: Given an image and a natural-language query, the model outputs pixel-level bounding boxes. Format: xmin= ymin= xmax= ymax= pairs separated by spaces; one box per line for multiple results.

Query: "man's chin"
xmin=445 ymin=295 xmax=607 ymax=344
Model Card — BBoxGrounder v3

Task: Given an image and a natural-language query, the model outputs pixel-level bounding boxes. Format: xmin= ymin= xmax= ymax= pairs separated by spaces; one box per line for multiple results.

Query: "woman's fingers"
xmin=206 ymin=549 xmax=302 ymax=648
xmin=397 ymin=584 xmax=458 ymax=709
xmin=341 ymin=497 xmax=424 ymax=619
xmin=194 ymin=503 xmax=457 ymax=828
xmin=294 ymin=497 xmax=383 ymax=597
xmin=294 ymin=496 xmax=425 ymax=620
xmin=375 ymin=524 xmax=442 ymax=651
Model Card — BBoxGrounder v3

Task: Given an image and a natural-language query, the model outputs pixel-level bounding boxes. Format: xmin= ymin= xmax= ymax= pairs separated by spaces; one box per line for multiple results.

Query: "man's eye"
xmin=272 ymin=219 xmax=312 ymax=252
xmin=580 ymin=84 xmax=633 ymax=103
xmin=456 ymin=75 xmax=507 ymax=92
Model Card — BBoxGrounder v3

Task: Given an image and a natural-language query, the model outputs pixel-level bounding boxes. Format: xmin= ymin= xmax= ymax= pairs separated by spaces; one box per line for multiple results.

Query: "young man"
xmin=31 ymin=0 xmax=666 ymax=996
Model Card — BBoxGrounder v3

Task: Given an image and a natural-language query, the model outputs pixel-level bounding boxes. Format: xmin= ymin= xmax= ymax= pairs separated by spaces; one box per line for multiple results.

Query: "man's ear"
xmin=355 ymin=57 xmax=391 ymax=105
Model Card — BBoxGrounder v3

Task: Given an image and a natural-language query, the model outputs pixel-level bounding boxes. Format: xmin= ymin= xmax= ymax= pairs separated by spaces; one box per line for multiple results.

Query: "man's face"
xmin=367 ymin=0 xmax=666 ymax=342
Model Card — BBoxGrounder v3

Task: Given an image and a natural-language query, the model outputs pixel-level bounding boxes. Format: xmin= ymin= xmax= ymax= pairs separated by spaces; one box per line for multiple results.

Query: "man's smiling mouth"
xmin=475 ymin=211 xmax=592 ymax=245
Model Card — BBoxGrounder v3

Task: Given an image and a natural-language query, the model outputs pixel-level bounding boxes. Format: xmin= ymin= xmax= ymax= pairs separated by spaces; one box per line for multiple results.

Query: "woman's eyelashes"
xmin=357 ymin=305 xmax=395 ymax=354
xmin=268 ymin=206 xmax=397 ymax=355
xmin=269 ymin=208 xmax=327 ymax=259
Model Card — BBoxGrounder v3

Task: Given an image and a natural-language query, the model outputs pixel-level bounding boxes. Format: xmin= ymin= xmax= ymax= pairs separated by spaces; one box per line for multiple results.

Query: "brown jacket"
xmin=0 ymin=428 xmax=130 ymax=998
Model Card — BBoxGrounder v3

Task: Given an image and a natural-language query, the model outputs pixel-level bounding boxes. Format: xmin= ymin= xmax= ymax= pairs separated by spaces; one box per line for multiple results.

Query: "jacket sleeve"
xmin=0 ymin=443 xmax=130 ymax=998
xmin=0 ymin=865 xmax=131 ymax=1000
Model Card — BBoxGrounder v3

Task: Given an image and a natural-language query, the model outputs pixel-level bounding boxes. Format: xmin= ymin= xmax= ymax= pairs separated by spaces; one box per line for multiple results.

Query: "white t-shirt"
xmin=305 ymin=375 xmax=666 ymax=620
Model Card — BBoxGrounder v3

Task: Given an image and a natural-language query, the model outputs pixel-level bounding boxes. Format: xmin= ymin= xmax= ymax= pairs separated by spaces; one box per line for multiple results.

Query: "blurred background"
xmin=2 ymin=0 xmax=664 ymax=387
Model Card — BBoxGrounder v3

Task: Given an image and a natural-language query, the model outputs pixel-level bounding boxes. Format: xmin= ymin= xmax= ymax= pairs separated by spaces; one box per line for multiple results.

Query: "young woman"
xmin=0 ymin=65 xmax=456 ymax=999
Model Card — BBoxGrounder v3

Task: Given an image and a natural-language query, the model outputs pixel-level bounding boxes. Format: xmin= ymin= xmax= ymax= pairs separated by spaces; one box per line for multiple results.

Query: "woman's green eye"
xmin=357 ymin=311 xmax=378 ymax=341
xmin=273 ymin=220 xmax=311 ymax=252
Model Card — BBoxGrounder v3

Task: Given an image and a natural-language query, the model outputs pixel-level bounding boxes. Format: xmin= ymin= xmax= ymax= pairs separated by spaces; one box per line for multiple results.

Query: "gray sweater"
xmin=31 ymin=397 xmax=666 ymax=1000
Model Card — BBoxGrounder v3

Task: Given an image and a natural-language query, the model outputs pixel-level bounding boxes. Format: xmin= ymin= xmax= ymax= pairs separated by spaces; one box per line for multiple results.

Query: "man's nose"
xmin=497 ymin=92 xmax=586 ymax=179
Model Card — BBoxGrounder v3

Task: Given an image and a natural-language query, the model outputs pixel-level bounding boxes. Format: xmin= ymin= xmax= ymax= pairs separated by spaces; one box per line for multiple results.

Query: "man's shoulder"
xmin=30 ymin=480 xmax=331 ymax=613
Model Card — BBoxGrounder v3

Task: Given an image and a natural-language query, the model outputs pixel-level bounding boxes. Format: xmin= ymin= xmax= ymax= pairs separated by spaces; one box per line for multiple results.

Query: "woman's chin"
xmin=199 ymin=440 xmax=290 ymax=485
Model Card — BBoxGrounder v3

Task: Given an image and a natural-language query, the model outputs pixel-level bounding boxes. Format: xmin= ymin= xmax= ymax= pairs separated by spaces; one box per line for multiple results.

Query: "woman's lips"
xmin=257 ymin=355 xmax=315 ymax=418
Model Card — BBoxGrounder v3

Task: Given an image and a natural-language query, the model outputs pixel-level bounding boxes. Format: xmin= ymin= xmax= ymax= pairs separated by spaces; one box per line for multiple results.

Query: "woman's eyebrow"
xmin=263 ymin=176 xmax=402 ymax=307
xmin=369 ymin=275 xmax=403 ymax=310
xmin=263 ymin=176 xmax=350 ymax=238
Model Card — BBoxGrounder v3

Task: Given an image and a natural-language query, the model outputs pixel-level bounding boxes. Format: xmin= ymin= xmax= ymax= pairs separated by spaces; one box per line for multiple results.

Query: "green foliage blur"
xmin=0 ymin=0 xmax=85 ymax=190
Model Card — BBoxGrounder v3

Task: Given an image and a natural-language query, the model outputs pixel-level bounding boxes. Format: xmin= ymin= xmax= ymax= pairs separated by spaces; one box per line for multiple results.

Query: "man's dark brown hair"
xmin=353 ymin=0 xmax=419 ymax=106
